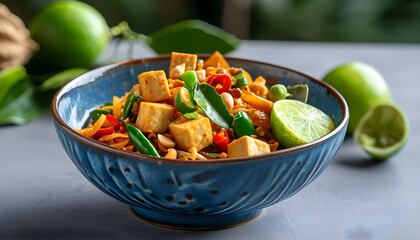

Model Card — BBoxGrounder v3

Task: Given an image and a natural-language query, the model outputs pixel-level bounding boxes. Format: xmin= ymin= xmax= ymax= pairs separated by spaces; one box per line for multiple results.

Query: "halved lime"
xmin=270 ymin=99 xmax=336 ymax=147
xmin=353 ymin=103 xmax=409 ymax=160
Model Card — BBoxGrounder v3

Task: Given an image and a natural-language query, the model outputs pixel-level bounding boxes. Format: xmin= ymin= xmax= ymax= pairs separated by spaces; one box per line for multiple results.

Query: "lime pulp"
xmin=270 ymin=99 xmax=336 ymax=148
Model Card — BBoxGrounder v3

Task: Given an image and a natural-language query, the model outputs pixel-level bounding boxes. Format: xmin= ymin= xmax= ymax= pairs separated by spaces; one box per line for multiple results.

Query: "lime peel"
xmin=353 ymin=103 xmax=409 ymax=160
xmin=322 ymin=61 xmax=392 ymax=133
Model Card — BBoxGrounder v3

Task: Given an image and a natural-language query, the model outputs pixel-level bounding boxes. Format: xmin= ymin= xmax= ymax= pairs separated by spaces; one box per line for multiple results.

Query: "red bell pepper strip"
xmin=207 ymin=74 xmax=231 ymax=94
xmin=92 ymin=126 xmax=114 ymax=139
xmin=106 ymin=114 xmax=120 ymax=128
xmin=106 ymin=114 xmax=127 ymax=133
xmin=214 ymin=129 xmax=229 ymax=153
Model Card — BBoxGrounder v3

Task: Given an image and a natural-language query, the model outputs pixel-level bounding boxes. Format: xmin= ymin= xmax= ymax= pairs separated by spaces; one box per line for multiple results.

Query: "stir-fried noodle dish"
xmin=77 ymin=52 xmax=334 ymax=160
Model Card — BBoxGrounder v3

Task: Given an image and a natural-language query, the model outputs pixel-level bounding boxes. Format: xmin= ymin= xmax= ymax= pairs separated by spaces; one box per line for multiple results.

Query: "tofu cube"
xmin=138 ymin=70 xmax=171 ymax=102
xmin=227 ymin=136 xmax=270 ymax=158
xmin=135 ymin=102 xmax=175 ymax=133
xmin=168 ymin=117 xmax=213 ymax=151
xmin=169 ymin=52 xmax=197 ymax=72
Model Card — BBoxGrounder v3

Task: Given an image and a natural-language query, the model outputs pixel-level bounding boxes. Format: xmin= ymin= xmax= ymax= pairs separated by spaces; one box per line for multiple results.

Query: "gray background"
xmin=0 ymin=40 xmax=419 ymax=239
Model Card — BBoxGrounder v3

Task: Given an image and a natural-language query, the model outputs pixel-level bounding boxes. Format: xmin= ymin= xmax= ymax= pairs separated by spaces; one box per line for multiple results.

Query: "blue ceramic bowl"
xmin=51 ymin=56 xmax=348 ymax=230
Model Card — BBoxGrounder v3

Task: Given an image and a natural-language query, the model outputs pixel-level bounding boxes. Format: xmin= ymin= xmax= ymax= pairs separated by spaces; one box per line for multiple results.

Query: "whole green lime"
xmin=322 ymin=61 xmax=392 ymax=133
xmin=29 ymin=1 xmax=110 ymax=70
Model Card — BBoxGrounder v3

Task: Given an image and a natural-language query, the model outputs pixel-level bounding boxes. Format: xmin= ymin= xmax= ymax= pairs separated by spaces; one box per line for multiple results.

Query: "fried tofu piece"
xmin=227 ymin=136 xmax=270 ymax=158
xmin=138 ymin=70 xmax=171 ymax=102
xmin=168 ymin=116 xmax=213 ymax=151
xmin=135 ymin=102 xmax=175 ymax=133
xmin=169 ymin=52 xmax=197 ymax=73
xmin=203 ymin=51 xmax=230 ymax=69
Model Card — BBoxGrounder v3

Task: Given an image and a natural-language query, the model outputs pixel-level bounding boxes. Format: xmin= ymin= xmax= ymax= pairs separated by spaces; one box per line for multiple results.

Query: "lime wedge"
xmin=353 ymin=103 xmax=409 ymax=160
xmin=270 ymin=99 xmax=336 ymax=147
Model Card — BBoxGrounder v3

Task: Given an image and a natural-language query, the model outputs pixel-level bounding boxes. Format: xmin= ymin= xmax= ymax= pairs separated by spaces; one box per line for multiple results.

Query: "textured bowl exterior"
xmin=52 ymin=56 xmax=348 ymax=229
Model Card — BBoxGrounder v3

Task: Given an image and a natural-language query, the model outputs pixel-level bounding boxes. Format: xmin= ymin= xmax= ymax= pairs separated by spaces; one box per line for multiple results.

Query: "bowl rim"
xmin=51 ymin=55 xmax=349 ymax=165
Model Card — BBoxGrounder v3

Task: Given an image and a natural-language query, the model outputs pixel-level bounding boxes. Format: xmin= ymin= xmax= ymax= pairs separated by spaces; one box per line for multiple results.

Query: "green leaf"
xmin=0 ymin=66 xmax=30 ymax=109
xmin=0 ymin=66 xmax=57 ymax=125
xmin=194 ymin=84 xmax=233 ymax=129
xmin=147 ymin=20 xmax=240 ymax=54
xmin=38 ymin=68 xmax=88 ymax=91
xmin=0 ymin=86 xmax=49 ymax=125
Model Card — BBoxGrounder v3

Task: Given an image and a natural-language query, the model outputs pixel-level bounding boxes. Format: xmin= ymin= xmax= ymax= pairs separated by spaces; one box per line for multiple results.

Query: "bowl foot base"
xmin=131 ymin=206 xmax=263 ymax=230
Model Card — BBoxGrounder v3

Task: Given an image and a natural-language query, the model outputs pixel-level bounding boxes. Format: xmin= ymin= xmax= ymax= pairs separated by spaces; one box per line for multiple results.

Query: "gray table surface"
xmin=1 ymin=40 xmax=419 ymax=240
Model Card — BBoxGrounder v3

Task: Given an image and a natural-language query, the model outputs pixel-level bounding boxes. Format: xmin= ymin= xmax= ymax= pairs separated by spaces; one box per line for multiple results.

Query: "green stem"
xmin=110 ymin=21 xmax=151 ymax=44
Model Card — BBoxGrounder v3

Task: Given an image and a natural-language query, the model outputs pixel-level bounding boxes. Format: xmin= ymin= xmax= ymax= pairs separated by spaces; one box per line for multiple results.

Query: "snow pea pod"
xmin=120 ymin=120 xmax=160 ymax=157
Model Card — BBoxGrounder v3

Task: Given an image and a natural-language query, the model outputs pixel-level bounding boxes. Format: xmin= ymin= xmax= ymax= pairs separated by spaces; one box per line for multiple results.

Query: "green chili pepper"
xmin=90 ymin=109 xmax=112 ymax=122
xmin=232 ymin=111 xmax=256 ymax=138
xmin=120 ymin=120 xmax=160 ymax=157
xmin=175 ymin=86 xmax=196 ymax=114
xmin=232 ymin=72 xmax=248 ymax=88
xmin=179 ymin=70 xmax=199 ymax=90
xmin=122 ymin=93 xmax=141 ymax=119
